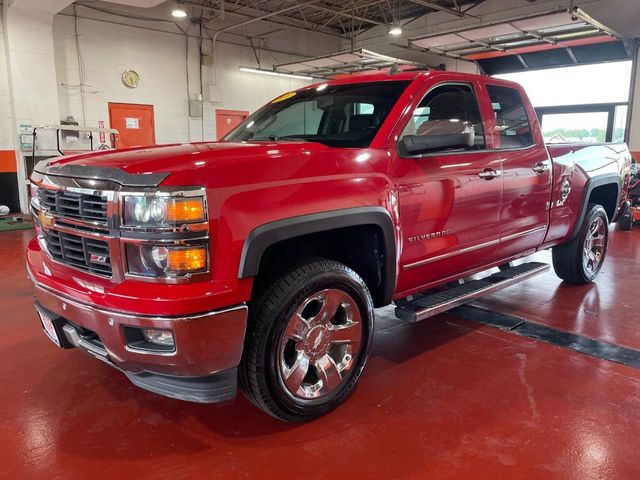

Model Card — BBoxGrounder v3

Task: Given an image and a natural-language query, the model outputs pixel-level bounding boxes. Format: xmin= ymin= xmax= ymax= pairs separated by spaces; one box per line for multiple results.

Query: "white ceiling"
xmin=581 ymin=0 xmax=640 ymax=38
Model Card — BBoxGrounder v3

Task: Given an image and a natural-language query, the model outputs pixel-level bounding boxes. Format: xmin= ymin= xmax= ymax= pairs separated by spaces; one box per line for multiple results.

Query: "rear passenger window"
xmin=486 ymin=85 xmax=534 ymax=149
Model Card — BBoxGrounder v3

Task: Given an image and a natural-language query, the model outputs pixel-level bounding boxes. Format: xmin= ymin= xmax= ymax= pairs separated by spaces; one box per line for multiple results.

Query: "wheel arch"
xmin=238 ymin=207 xmax=397 ymax=306
xmin=570 ymin=174 xmax=621 ymax=241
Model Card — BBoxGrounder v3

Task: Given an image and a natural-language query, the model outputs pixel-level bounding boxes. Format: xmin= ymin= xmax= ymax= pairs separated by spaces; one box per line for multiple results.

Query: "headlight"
xmin=126 ymin=244 xmax=207 ymax=277
xmin=121 ymin=189 xmax=209 ymax=281
xmin=123 ymin=195 xmax=206 ymax=227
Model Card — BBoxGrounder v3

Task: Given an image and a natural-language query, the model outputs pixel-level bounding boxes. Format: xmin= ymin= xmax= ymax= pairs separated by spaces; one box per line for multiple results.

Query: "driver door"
xmin=394 ymin=80 xmax=503 ymax=294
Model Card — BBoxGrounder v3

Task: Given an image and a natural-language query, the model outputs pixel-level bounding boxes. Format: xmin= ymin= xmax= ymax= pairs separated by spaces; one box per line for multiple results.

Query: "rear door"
xmin=108 ymin=103 xmax=156 ymax=148
xmin=483 ymin=82 xmax=552 ymax=259
xmin=394 ymin=79 xmax=503 ymax=294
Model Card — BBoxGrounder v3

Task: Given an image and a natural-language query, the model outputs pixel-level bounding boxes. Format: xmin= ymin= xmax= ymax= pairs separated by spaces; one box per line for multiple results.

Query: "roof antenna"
xmin=389 ymin=63 xmax=399 ymax=74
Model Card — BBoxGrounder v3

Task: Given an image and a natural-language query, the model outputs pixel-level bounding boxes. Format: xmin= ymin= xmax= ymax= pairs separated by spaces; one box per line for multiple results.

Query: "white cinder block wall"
xmin=0 ymin=15 xmax=13 ymax=153
xmin=53 ymin=14 xmax=339 ymax=144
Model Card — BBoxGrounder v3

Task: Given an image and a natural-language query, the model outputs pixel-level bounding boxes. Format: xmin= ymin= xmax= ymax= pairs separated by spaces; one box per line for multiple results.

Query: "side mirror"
xmin=400 ymin=119 xmax=475 ymax=155
xmin=402 ymin=132 xmax=475 ymax=154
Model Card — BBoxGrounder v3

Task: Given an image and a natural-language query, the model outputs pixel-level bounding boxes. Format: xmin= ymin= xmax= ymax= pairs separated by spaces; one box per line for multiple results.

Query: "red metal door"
xmin=108 ymin=103 xmax=155 ymax=149
xmin=216 ymin=109 xmax=249 ymax=140
xmin=393 ymin=79 xmax=503 ymax=294
xmin=483 ymin=81 xmax=552 ymax=259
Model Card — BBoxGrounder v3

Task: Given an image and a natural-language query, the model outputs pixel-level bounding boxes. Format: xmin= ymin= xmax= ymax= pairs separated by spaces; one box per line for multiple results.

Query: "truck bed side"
xmin=543 ymin=142 xmax=632 ymax=247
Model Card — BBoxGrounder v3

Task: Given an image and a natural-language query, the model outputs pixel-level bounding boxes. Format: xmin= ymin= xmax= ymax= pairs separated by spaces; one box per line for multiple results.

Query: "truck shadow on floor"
xmin=47 ymin=312 xmax=481 ymax=456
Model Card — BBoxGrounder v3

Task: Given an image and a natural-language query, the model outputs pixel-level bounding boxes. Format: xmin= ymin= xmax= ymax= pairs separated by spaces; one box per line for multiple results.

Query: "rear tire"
xmin=239 ymin=259 xmax=374 ymax=422
xmin=552 ymin=203 xmax=609 ymax=284
xmin=619 ymin=211 xmax=632 ymax=231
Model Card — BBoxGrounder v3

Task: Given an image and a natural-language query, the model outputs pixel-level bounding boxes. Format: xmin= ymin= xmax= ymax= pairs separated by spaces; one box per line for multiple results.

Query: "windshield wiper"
xmin=252 ymin=135 xmax=306 ymax=142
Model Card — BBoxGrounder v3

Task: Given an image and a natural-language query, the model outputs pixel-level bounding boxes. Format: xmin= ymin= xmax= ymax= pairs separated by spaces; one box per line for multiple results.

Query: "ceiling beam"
xmin=303 ymin=4 xmax=386 ymax=27
xmin=407 ymin=0 xmax=479 ymax=19
xmin=182 ymin=0 xmax=346 ymax=38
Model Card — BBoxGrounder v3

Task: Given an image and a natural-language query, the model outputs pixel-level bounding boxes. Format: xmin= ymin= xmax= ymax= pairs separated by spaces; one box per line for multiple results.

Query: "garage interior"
xmin=1 ymin=0 xmax=640 ymax=478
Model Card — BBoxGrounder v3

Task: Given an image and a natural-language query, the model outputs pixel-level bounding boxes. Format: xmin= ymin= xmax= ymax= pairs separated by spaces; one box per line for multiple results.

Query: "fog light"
xmin=142 ymin=328 xmax=175 ymax=347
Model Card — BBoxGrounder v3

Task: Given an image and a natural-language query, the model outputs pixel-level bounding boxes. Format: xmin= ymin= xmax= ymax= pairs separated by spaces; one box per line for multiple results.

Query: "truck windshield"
xmin=223 ymin=81 xmax=410 ymax=148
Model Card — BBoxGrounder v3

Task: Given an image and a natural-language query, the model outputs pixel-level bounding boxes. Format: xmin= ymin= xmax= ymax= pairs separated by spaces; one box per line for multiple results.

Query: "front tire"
xmin=239 ymin=259 xmax=374 ymax=422
xmin=552 ymin=203 xmax=609 ymax=284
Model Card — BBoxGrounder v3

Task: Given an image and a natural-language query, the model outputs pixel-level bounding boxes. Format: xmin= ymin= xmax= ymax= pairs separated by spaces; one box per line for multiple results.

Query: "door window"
xmin=401 ymin=83 xmax=486 ymax=149
xmin=486 ymin=85 xmax=533 ymax=149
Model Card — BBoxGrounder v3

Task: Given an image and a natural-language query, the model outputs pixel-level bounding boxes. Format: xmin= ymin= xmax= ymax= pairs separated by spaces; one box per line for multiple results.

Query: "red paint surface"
xmin=5 ymin=228 xmax=640 ymax=478
xmin=108 ymin=102 xmax=156 ymax=148
xmin=0 ymin=149 xmax=16 ymax=172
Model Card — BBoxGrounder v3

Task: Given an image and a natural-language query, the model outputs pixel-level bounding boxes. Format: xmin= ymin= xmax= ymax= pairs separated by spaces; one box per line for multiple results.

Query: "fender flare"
xmin=570 ymin=173 xmax=621 ymax=241
xmin=238 ymin=206 xmax=397 ymax=304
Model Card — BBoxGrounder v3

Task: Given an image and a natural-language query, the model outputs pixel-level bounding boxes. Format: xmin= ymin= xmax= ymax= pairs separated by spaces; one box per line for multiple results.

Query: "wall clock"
xmin=121 ymin=70 xmax=140 ymax=89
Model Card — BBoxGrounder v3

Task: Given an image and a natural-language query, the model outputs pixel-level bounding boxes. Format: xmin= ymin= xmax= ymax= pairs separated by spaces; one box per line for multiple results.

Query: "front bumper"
xmin=32 ymin=279 xmax=248 ymax=403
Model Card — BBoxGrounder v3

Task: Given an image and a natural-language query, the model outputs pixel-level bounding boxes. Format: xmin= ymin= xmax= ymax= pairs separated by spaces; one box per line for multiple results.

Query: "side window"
xmin=486 ymin=84 xmax=534 ymax=149
xmin=401 ymin=83 xmax=486 ymax=150
xmin=355 ymin=103 xmax=374 ymax=114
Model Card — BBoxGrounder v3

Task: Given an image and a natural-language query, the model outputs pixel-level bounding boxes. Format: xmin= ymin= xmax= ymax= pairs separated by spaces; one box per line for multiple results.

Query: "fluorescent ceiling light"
xmin=171 ymin=3 xmax=187 ymax=17
xmin=388 ymin=26 xmax=403 ymax=36
xmin=239 ymin=66 xmax=313 ymax=81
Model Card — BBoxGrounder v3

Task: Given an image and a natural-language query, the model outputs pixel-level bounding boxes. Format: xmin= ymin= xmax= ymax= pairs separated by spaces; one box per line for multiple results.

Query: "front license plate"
xmin=38 ymin=311 xmax=62 ymax=347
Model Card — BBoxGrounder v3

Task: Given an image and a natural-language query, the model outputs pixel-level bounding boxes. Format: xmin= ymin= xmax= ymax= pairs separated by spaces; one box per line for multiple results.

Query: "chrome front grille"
xmin=38 ymin=188 xmax=108 ymax=222
xmin=34 ymin=183 xmax=117 ymax=279
xmin=42 ymin=229 xmax=113 ymax=276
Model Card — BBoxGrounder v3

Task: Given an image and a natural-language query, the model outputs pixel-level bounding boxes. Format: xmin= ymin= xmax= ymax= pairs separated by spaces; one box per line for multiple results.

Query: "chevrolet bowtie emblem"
xmin=38 ymin=210 xmax=55 ymax=231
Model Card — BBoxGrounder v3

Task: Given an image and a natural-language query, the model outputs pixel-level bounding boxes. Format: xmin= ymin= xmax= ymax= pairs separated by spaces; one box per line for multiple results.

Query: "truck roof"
xmin=302 ymin=69 xmax=522 ymax=92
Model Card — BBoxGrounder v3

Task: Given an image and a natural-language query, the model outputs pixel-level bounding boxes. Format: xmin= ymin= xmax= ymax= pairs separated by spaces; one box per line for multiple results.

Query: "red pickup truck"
xmin=27 ymin=70 xmax=632 ymax=421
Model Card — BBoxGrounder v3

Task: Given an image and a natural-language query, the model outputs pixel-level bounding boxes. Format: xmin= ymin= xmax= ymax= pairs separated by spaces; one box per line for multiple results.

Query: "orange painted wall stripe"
xmin=0 ymin=150 xmax=16 ymax=173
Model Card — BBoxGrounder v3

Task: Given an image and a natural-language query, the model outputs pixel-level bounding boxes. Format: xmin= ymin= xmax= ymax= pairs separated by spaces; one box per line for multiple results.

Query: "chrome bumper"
xmin=32 ymin=282 xmax=248 ymax=403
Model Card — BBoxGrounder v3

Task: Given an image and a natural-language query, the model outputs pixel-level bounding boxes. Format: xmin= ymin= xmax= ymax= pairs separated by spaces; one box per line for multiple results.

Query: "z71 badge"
xmin=408 ymin=230 xmax=452 ymax=243
xmin=89 ymin=254 xmax=109 ymax=265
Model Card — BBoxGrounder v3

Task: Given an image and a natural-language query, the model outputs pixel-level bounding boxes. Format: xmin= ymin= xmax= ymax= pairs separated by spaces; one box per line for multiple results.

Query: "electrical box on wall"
xmin=189 ymin=99 xmax=203 ymax=118
xmin=206 ymin=84 xmax=223 ymax=104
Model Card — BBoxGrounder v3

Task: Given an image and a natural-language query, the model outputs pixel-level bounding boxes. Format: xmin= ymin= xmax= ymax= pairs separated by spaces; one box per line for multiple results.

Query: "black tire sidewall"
xmin=619 ymin=213 xmax=632 ymax=231
xmin=577 ymin=204 xmax=609 ymax=282
xmin=257 ymin=262 xmax=374 ymax=420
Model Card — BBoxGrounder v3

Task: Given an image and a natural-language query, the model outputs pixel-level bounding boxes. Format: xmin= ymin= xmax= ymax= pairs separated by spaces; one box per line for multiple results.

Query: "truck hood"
xmin=43 ymin=141 xmax=329 ymax=178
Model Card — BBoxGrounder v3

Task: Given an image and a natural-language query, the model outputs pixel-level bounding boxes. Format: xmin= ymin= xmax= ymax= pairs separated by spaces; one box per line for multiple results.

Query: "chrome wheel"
xmin=583 ymin=216 xmax=606 ymax=275
xmin=279 ymin=288 xmax=363 ymax=400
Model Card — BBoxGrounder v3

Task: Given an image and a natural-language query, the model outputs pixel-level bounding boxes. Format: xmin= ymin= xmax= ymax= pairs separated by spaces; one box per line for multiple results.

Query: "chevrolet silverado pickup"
xmin=27 ymin=70 xmax=632 ymax=421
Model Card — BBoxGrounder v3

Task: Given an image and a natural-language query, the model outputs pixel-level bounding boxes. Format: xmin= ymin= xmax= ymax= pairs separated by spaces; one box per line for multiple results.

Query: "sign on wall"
xmin=98 ymin=120 xmax=106 ymax=143
xmin=125 ymin=117 xmax=140 ymax=129
xmin=17 ymin=121 xmax=33 ymax=152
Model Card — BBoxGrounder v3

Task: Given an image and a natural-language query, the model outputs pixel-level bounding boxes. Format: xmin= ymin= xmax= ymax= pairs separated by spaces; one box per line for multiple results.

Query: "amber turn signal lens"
xmin=166 ymin=199 xmax=205 ymax=223
xmin=166 ymin=247 xmax=207 ymax=272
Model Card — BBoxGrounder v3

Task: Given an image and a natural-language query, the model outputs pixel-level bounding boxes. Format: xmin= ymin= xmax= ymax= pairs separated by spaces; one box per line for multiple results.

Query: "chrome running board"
xmin=395 ymin=262 xmax=550 ymax=323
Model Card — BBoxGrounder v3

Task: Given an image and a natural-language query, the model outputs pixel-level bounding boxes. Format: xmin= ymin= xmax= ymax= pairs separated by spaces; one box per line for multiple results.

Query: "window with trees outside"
xmin=495 ymin=61 xmax=632 ymax=144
